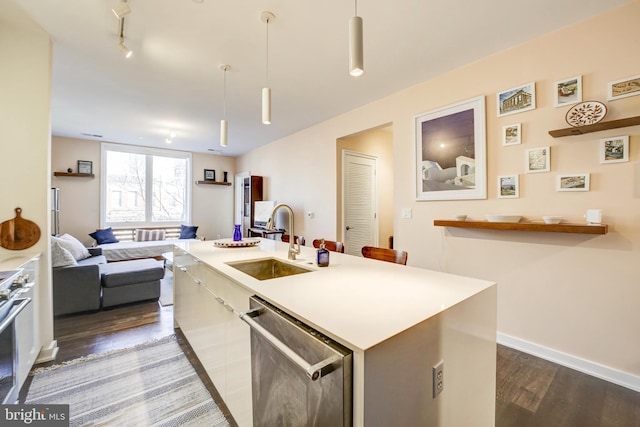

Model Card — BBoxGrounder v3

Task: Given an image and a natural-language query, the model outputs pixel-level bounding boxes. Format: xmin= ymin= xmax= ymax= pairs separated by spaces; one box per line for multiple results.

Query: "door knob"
xmin=345 ymin=226 xmax=351 ymax=230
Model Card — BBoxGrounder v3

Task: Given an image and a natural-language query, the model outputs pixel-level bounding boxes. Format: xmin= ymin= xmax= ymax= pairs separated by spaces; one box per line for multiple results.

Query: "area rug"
xmin=26 ymin=335 xmax=230 ymax=427
xmin=159 ymin=268 xmax=173 ymax=306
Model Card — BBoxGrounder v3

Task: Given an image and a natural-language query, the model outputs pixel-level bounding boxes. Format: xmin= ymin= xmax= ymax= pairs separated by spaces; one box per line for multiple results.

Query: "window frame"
xmin=100 ymin=142 xmax=192 ymax=228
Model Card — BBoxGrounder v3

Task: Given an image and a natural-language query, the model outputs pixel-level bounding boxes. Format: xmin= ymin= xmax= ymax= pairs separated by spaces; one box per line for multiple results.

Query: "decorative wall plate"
xmin=565 ymin=101 xmax=607 ymax=127
xmin=213 ymin=238 xmax=260 ymax=248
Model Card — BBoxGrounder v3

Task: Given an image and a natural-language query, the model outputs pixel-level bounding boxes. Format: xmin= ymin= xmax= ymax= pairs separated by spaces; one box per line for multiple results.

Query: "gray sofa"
xmin=52 ymin=248 xmax=165 ymax=316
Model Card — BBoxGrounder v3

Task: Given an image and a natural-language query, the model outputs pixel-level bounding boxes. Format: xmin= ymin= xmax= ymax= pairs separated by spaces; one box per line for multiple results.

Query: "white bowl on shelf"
xmin=485 ymin=214 xmax=521 ymax=223
xmin=543 ymin=216 xmax=562 ymax=224
xmin=454 ymin=214 xmax=467 ymax=221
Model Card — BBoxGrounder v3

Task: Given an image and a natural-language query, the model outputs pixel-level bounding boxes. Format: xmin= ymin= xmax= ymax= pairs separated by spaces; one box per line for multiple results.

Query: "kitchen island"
xmin=173 ymin=239 xmax=496 ymax=427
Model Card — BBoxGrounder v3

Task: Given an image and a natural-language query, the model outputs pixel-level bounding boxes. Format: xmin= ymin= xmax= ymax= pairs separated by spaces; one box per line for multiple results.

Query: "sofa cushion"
xmin=135 ymin=229 xmax=166 ymax=242
xmin=51 ymin=240 xmax=77 ymax=267
xmin=100 ymin=259 xmax=164 ymax=288
xmin=89 ymin=227 xmax=119 ymax=245
xmin=77 ymin=255 xmax=107 ymax=266
xmin=179 ymin=224 xmax=198 ymax=239
xmin=55 ymin=234 xmax=91 ymax=260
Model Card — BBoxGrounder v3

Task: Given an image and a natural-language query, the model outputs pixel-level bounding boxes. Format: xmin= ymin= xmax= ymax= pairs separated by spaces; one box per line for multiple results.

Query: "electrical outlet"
xmin=433 ymin=360 xmax=444 ymax=398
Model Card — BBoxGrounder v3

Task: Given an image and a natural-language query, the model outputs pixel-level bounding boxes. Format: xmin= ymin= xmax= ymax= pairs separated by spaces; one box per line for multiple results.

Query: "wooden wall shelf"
xmin=549 ymin=115 xmax=640 ymax=138
xmin=195 ymin=180 xmax=231 ymax=186
xmin=53 ymin=172 xmax=94 ymax=178
xmin=434 ymin=220 xmax=608 ymax=235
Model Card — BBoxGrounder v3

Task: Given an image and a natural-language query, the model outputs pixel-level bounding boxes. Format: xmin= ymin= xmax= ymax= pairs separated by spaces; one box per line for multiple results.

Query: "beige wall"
xmin=337 ymin=127 xmax=394 ymax=248
xmin=0 ymin=0 xmax=55 ymax=353
xmin=52 ymin=136 xmax=237 ymax=243
xmin=238 ymin=1 xmax=640 ymax=387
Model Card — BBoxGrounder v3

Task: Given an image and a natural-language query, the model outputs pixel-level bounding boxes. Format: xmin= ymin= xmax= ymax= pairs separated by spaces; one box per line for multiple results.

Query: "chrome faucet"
xmin=267 ymin=203 xmax=300 ymax=260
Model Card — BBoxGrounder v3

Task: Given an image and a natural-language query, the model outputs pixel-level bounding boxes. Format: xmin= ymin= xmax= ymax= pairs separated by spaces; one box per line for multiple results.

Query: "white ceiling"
xmin=8 ymin=0 xmax=629 ymax=156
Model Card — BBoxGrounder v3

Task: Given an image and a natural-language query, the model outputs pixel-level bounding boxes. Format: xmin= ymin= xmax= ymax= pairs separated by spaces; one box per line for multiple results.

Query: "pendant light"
xmin=220 ymin=64 xmax=230 ymax=147
xmin=261 ymin=12 xmax=275 ymax=125
xmin=349 ymin=0 xmax=364 ymax=76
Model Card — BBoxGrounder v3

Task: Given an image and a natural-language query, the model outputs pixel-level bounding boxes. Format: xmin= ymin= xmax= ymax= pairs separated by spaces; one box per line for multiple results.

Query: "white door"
xmin=342 ymin=151 xmax=378 ymax=256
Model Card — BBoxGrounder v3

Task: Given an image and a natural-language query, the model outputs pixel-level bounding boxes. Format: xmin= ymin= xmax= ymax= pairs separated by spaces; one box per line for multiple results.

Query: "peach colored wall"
xmin=51 ymin=136 xmax=237 ymax=243
xmin=0 ymin=1 xmax=55 ymax=355
xmin=337 ymin=128 xmax=394 ymax=248
xmin=238 ymin=1 xmax=640 ymax=385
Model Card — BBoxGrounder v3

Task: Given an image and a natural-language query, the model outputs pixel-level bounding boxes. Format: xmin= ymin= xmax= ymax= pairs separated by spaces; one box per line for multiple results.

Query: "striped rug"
xmin=26 ymin=335 xmax=230 ymax=427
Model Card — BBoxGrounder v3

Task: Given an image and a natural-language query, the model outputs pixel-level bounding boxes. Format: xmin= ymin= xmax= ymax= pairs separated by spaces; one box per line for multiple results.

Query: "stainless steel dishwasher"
xmin=240 ymin=296 xmax=352 ymax=427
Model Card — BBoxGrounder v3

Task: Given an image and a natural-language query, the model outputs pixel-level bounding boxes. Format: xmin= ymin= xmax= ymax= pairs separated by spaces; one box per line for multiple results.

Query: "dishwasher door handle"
xmin=239 ymin=308 xmax=340 ymax=381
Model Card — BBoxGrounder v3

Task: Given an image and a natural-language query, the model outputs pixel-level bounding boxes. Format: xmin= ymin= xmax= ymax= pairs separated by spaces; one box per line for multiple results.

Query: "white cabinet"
xmin=173 ymin=248 xmax=253 ymax=427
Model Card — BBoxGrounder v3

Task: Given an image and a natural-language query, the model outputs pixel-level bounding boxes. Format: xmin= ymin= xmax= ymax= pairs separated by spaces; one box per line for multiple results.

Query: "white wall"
xmin=238 ymin=2 xmax=640 ymax=388
xmin=0 ymin=0 xmax=55 ymax=355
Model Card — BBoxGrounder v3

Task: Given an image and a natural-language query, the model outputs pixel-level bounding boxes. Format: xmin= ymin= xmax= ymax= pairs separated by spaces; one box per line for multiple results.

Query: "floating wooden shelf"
xmin=53 ymin=172 xmax=94 ymax=178
xmin=549 ymin=115 xmax=640 ymax=138
xmin=195 ymin=180 xmax=231 ymax=186
xmin=434 ymin=220 xmax=608 ymax=235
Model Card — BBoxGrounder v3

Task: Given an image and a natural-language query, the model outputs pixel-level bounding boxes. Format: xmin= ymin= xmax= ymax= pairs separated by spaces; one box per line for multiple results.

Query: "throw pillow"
xmin=89 ymin=227 xmax=119 ymax=245
xmin=56 ymin=234 xmax=91 ymax=260
xmin=51 ymin=240 xmax=77 ymax=267
xmin=135 ymin=229 xmax=166 ymax=242
xmin=179 ymin=224 xmax=198 ymax=239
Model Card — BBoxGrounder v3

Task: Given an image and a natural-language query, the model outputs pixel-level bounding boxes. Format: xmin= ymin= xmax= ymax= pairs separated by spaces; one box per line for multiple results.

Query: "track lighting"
xmin=220 ymin=64 xmax=230 ymax=147
xmin=112 ymin=0 xmax=130 ymax=19
xmin=117 ymin=17 xmax=132 ymax=58
xmin=261 ymin=12 xmax=275 ymax=125
xmin=349 ymin=0 xmax=364 ymax=76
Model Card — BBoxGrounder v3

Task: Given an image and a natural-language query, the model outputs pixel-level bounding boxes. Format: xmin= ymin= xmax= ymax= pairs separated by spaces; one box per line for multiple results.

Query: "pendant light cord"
xmin=265 ymin=17 xmax=270 ymax=87
xmin=223 ymin=67 xmax=227 ymax=118
xmin=355 ymin=0 xmax=358 ymax=16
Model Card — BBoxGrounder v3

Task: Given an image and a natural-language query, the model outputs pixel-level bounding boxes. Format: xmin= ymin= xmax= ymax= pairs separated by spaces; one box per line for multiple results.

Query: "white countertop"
xmin=177 ymin=239 xmax=495 ymax=352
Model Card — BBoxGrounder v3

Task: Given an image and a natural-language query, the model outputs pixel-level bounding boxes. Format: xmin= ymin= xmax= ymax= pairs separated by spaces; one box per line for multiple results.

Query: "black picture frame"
xmin=77 ymin=160 xmax=93 ymax=175
xmin=204 ymin=169 xmax=216 ymax=181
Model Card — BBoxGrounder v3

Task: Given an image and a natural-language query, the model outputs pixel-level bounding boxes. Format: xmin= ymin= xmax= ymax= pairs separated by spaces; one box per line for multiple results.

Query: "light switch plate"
xmin=401 ymin=208 xmax=412 ymax=219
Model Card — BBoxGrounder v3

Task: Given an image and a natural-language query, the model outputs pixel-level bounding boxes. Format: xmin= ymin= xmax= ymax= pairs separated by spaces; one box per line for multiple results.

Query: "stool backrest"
xmin=312 ymin=239 xmax=345 ymax=253
xmin=361 ymin=246 xmax=408 ymax=265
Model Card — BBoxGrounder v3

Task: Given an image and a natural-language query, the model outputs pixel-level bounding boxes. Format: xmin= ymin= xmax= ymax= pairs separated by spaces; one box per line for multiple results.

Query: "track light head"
xmin=112 ymin=1 xmax=131 ymax=19
xmin=117 ymin=41 xmax=133 ymax=58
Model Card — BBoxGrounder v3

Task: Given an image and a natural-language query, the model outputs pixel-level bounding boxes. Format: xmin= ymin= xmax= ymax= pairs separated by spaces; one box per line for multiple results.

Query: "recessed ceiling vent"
xmin=81 ymin=133 xmax=103 ymax=138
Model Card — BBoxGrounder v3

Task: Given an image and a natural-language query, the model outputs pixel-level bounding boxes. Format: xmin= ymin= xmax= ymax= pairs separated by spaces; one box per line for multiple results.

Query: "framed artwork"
xmin=557 ymin=173 xmax=590 ymax=192
xmin=415 ymin=96 xmax=487 ymax=201
xmin=204 ymin=169 xmax=216 ymax=181
xmin=525 ymin=146 xmax=550 ymax=173
xmin=607 ymin=74 xmax=640 ymax=101
xmin=502 ymin=123 xmax=521 ymax=146
xmin=77 ymin=160 xmax=93 ymax=175
xmin=497 ymin=82 xmax=536 ymax=117
xmin=599 ymin=135 xmax=629 ymax=164
xmin=554 ymin=75 xmax=582 ymax=107
xmin=497 ymin=175 xmax=519 ymax=198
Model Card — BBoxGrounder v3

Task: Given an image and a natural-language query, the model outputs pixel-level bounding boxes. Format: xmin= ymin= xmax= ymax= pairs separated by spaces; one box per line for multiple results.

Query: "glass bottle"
xmin=233 ymin=224 xmax=242 ymax=241
xmin=317 ymin=239 xmax=329 ymax=267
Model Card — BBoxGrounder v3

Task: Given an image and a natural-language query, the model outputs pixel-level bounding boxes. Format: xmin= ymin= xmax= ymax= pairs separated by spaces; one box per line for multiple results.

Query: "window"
xmin=101 ymin=143 xmax=191 ymax=227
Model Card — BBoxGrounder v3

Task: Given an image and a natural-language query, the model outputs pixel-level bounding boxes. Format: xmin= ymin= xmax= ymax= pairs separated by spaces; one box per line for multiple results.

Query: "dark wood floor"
xmin=21 ymin=301 xmax=640 ymax=426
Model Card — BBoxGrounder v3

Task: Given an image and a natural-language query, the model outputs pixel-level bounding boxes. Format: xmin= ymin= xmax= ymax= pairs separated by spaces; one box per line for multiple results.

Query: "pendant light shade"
xmin=349 ymin=16 xmax=364 ymax=76
xmin=262 ymin=87 xmax=271 ymax=125
xmin=220 ymin=64 xmax=230 ymax=147
xmin=220 ymin=119 xmax=228 ymax=147
xmin=261 ymin=11 xmax=275 ymax=125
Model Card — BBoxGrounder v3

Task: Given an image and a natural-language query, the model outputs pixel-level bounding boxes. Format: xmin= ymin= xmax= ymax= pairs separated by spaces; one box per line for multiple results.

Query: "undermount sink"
xmin=226 ymin=257 xmax=314 ymax=281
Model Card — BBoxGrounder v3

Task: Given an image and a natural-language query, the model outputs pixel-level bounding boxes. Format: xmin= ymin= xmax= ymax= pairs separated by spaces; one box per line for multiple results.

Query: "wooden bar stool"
xmin=312 ymin=239 xmax=345 ymax=253
xmin=361 ymin=246 xmax=408 ymax=265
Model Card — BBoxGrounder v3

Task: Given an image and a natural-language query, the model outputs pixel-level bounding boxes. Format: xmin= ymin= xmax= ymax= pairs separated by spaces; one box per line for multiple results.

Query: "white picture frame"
xmin=415 ymin=96 xmax=487 ymax=201
xmin=599 ymin=135 xmax=629 ymax=164
xmin=557 ymin=173 xmax=590 ymax=192
xmin=497 ymin=82 xmax=536 ymax=117
xmin=554 ymin=75 xmax=582 ymax=107
xmin=497 ymin=175 xmax=519 ymax=198
xmin=607 ymin=74 xmax=640 ymax=101
xmin=502 ymin=123 xmax=521 ymax=146
xmin=525 ymin=146 xmax=550 ymax=173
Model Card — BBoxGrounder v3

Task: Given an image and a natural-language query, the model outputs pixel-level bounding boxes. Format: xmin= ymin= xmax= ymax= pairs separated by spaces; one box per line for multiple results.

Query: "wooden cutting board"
xmin=0 ymin=207 xmax=41 ymax=250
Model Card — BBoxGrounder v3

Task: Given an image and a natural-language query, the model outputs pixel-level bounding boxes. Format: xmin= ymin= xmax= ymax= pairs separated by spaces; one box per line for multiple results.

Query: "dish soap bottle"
xmin=233 ymin=224 xmax=242 ymax=241
xmin=317 ymin=239 xmax=329 ymax=267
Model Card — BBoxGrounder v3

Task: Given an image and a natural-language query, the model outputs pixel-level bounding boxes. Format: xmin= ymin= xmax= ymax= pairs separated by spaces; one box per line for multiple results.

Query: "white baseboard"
xmin=35 ymin=340 xmax=58 ymax=364
xmin=497 ymin=333 xmax=640 ymax=393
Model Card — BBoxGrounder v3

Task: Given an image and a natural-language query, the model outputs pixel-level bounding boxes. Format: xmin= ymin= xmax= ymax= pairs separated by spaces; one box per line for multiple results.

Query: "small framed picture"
xmin=607 ymin=74 xmax=640 ymax=101
xmin=502 ymin=123 xmax=521 ymax=146
xmin=77 ymin=160 xmax=93 ymax=175
xmin=554 ymin=75 xmax=582 ymax=107
xmin=557 ymin=173 xmax=590 ymax=192
xmin=497 ymin=82 xmax=536 ymax=117
xmin=525 ymin=146 xmax=550 ymax=173
xmin=204 ymin=169 xmax=216 ymax=181
xmin=599 ymin=135 xmax=629 ymax=164
xmin=497 ymin=175 xmax=519 ymax=198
